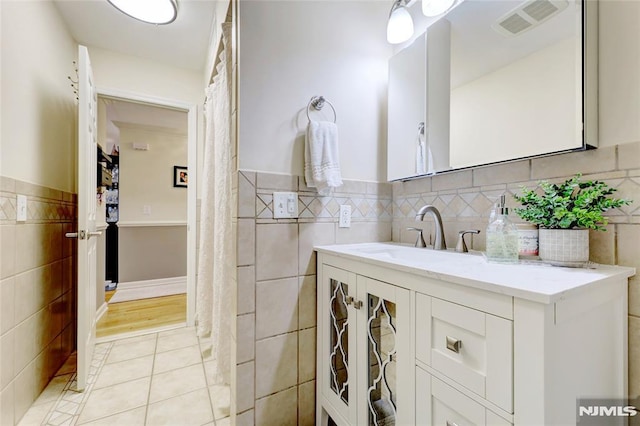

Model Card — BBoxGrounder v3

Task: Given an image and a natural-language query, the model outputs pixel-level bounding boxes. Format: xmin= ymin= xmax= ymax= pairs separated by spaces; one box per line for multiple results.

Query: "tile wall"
xmin=234 ymin=171 xmax=392 ymax=425
xmin=0 ymin=176 xmax=77 ymax=425
xmin=392 ymin=141 xmax=640 ymax=396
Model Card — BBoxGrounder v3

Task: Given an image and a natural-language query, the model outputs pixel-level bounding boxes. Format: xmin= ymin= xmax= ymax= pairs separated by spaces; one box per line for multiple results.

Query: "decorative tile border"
xmin=241 ymin=170 xmax=394 ymax=223
xmin=393 ymin=170 xmax=640 ymax=223
xmin=0 ymin=177 xmax=76 ymax=223
xmin=41 ymin=342 xmax=113 ymax=426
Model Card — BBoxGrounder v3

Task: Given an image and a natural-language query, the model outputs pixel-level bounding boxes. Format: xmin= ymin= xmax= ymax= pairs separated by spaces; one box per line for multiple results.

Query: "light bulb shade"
xmin=422 ymin=0 xmax=455 ymax=17
xmin=107 ymin=0 xmax=178 ymax=25
xmin=387 ymin=4 xmax=414 ymax=44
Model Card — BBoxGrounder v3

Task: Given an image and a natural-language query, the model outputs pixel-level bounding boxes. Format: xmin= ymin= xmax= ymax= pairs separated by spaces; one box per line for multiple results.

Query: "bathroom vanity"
xmin=315 ymin=243 xmax=635 ymax=426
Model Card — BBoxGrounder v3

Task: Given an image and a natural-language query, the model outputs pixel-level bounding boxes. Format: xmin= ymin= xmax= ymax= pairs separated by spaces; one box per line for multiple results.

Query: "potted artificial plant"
xmin=513 ymin=174 xmax=632 ymax=264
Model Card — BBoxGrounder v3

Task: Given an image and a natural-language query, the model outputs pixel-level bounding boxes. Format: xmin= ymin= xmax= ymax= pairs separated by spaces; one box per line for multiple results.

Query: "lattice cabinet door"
xmin=356 ymin=276 xmax=413 ymax=426
xmin=319 ymin=264 xmax=358 ymax=425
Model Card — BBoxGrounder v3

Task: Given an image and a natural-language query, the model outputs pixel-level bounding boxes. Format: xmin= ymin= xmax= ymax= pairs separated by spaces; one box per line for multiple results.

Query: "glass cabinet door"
xmin=329 ymin=277 xmax=350 ymax=404
xmin=320 ymin=265 xmax=357 ymax=424
xmin=357 ymin=276 xmax=412 ymax=426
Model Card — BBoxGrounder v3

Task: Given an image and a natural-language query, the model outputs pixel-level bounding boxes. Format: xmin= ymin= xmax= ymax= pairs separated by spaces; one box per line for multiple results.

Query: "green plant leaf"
xmin=512 ymin=173 xmax=632 ymax=230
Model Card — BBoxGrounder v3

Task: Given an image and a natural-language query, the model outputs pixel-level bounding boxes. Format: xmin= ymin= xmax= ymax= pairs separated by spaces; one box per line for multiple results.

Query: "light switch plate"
xmin=16 ymin=195 xmax=27 ymax=222
xmin=273 ymin=192 xmax=299 ymax=218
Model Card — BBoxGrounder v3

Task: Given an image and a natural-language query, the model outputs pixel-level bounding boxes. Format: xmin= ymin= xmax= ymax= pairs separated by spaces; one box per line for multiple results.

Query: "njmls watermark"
xmin=577 ymin=398 xmax=640 ymax=426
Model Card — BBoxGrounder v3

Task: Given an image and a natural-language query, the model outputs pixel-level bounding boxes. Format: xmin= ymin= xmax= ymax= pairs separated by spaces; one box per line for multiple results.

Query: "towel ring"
xmin=306 ymin=96 xmax=337 ymax=123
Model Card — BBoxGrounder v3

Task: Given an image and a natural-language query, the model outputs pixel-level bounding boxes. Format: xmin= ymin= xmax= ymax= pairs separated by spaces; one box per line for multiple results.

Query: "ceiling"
xmin=102 ymin=98 xmax=188 ymax=149
xmin=53 ymin=0 xmax=217 ymax=72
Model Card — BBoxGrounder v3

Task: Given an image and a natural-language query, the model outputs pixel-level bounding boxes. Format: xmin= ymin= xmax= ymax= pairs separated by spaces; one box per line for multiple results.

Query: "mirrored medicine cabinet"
xmin=387 ymin=0 xmax=598 ymax=182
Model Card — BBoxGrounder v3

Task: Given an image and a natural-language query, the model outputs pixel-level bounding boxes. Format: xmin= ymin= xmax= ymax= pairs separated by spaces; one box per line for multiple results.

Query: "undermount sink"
xmin=353 ymin=243 xmax=482 ymax=262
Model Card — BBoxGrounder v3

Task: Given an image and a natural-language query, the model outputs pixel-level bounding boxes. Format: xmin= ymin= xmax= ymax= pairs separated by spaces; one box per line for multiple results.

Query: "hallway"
xmin=18 ymin=327 xmax=230 ymax=426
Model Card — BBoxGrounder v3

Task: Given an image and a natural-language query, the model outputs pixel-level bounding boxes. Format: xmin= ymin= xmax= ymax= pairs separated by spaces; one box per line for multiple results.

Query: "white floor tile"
xmin=106 ymin=339 xmax=156 ymax=364
xmin=22 ymin=325 xmax=223 ymax=426
xmin=16 ymin=400 xmax=55 ymax=426
xmin=76 ymin=377 xmax=150 ymax=424
xmin=157 ymin=326 xmax=195 ymax=338
xmin=156 ymin=331 xmax=199 ymax=353
xmin=76 ymin=406 xmax=146 ymax=426
xmin=33 ymin=374 xmax=73 ymax=405
xmin=153 ymin=344 xmax=202 ymax=375
xmin=149 ymin=364 xmax=207 ymax=404
xmin=146 ymin=388 xmax=213 ymax=426
xmin=112 ymin=332 xmax=157 ymax=347
xmin=93 ymin=355 xmax=153 ymax=390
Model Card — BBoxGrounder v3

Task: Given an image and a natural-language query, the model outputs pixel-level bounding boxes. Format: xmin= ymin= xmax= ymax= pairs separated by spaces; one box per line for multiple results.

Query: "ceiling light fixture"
xmin=107 ymin=0 xmax=178 ymax=25
xmin=422 ymin=0 xmax=455 ymax=17
xmin=387 ymin=0 xmax=414 ymax=44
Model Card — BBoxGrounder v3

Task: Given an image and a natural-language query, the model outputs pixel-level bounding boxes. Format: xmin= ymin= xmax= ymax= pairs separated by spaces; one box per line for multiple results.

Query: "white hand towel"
xmin=305 ymin=120 xmax=343 ymax=195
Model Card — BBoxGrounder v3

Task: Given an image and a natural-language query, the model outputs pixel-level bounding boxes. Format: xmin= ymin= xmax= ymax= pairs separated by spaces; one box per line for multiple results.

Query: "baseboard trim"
xmin=118 ymin=276 xmax=187 ymax=289
xmin=96 ymin=302 xmax=108 ymax=322
xmin=109 ymin=276 xmax=187 ymax=304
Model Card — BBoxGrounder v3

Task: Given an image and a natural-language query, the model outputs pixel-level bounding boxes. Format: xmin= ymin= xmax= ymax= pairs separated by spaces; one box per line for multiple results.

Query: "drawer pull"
xmin=446 ymin=421 xmax=459 ymax=426
xmin=345 ymin=296 xmax=354 ymax=305
xmin=446 ymin=336 xmax=461 ymax=353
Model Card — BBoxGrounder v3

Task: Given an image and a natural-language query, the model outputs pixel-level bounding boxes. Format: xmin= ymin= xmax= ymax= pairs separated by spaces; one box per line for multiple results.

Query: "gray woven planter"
xmin=538 ymin=228 xmax=589 ymax=264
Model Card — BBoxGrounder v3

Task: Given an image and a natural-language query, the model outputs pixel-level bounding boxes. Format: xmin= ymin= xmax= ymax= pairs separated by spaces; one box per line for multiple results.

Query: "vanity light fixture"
xmin=422 ymin=0 xmax=455 ymax=17
xmin=387 ymin=0 xmax=414 ymax=44
xmin=107 ymin=0 xmax=178 ymax=25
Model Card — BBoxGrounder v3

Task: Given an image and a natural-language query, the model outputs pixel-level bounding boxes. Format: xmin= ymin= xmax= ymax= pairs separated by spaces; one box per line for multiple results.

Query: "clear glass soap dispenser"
xmin=485 ymin=195 xmax=519 ymax=264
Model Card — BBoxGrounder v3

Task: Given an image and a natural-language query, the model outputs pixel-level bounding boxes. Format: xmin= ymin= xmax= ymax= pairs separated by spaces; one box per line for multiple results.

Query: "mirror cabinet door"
xmin=386 ymin=0 xmax=595 ymax=182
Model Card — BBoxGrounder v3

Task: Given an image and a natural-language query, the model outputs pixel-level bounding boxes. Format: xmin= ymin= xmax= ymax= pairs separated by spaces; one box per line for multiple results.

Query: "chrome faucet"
xmin=415 ymin=205 xmax=446 ymax=250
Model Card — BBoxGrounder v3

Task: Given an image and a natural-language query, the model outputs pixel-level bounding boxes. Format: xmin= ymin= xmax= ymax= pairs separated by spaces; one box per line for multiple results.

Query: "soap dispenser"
xmin=485 ymin=195 xmax=519 ymax=264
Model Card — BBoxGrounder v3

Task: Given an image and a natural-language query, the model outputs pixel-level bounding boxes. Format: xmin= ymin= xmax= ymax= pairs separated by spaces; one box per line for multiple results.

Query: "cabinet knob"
xmin=353 ymin=300 xmax=363 ymax=309
xmin=446 ymin=336 xmax=461 ymax=353
xmin=345 ymin=296 xmax=354 ymax=305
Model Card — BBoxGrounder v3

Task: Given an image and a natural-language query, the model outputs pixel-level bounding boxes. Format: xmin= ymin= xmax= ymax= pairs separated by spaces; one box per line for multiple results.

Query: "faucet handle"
xmin=406 ymin=227 xmax=427 ymax=248
xmin=456 ymin=229 xmax=480 ymax=253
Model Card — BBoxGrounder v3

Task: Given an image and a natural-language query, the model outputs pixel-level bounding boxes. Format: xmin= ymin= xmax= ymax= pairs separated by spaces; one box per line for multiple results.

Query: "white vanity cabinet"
xmin=316 ymin=243 xmax=635 ymax=426
xmin=317 ymin=264 xmax=413 ymax=425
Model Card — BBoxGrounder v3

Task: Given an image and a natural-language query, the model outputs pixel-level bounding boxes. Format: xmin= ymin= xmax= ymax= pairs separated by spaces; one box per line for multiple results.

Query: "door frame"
xmin=96 ymin=86 xmax=198 ymax=326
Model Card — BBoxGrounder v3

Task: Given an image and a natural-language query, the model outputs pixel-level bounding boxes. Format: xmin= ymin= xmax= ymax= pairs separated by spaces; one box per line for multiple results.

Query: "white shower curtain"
xmin=197 ymin=23 xmax=233 ymax=385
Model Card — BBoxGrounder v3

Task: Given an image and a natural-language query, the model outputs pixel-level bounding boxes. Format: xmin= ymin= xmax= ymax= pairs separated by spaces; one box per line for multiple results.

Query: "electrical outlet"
xmin=339 ymin=205 xmax=351 ymax=228
xmin=273 ymin=192 xmax=299 ymax=218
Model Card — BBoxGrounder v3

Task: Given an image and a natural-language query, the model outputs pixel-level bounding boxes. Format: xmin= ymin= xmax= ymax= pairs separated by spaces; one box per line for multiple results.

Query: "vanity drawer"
xmin=416 ymin=367 xmax=512 ymax=426
xmin=416 ymin=294 xmax=513 ymax=412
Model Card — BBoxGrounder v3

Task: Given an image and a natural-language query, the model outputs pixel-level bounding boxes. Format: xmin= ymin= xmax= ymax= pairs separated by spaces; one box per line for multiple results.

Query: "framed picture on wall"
xmin=173 ymin=166 xmax=188 ymax=188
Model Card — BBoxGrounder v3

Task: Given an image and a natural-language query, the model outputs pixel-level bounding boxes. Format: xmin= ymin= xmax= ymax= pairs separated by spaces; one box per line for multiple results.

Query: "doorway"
xmin=94 ymin=90 xmax=198 ymax=340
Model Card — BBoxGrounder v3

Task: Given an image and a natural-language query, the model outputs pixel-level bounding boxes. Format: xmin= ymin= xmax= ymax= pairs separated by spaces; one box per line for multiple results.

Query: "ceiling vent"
xmin=492 ymin=0 xmax=569 ymax=37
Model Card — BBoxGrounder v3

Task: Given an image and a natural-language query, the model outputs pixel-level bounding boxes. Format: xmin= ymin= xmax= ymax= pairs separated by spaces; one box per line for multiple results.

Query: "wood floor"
xmin=96 ymin=293 xmax=186 ymax=338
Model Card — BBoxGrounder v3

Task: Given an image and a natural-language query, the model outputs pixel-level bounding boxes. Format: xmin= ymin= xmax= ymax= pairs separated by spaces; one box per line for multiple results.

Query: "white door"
xmin=73 ymin=45 xmax=99 ymax=391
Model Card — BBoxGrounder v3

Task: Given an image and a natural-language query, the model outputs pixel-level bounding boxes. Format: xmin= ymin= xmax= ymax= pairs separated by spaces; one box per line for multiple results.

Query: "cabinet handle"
xmin=446 ymin=336 xmax=461 ymax=353
xmin=345 ymin=296 xmax=354 ymax=305
xmin=446 ymin=421 xmax=459 ymax=426
xmin=353 ymin=300 xmax=363 ymax=309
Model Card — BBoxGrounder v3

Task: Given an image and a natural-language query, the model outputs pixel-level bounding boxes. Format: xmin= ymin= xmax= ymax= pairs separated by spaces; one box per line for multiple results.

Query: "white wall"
xmin=0 ymin=1 xmax=77 ymax=192
xmin=89 ymin=46 xmax=204 ymax=105
xmin=118 ymin=124 xmax=188 ymax=223
xmin=599 ymin=0 xmax=640 ymax=147
xmin=450 ymin=38 xmax=578 ymax=168
xmin=238 ymin=1 xmax=392 ymax=182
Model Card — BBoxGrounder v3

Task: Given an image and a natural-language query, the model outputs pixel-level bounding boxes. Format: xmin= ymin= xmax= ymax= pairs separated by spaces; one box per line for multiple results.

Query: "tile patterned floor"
xmin=18 ymin=327 xmax=230 ymax=426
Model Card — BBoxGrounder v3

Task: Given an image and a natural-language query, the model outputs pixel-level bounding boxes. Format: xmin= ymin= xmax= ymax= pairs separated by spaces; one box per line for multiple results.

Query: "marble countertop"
xmin=315 ymin=242 xmax=636 ymax=304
